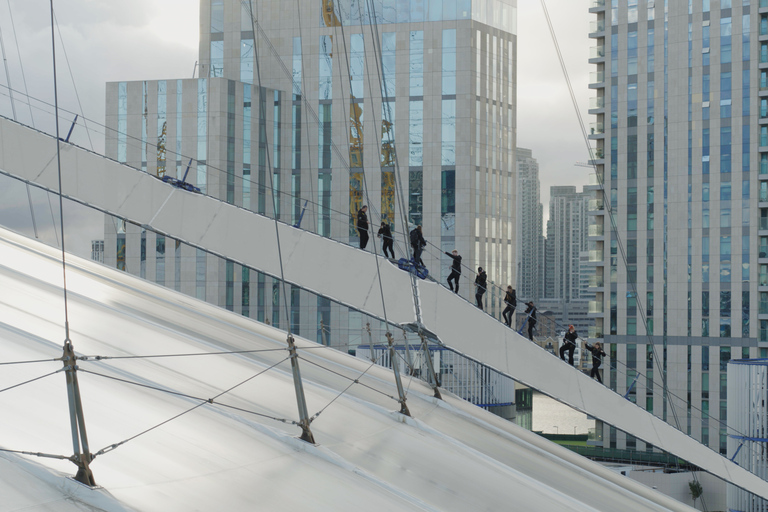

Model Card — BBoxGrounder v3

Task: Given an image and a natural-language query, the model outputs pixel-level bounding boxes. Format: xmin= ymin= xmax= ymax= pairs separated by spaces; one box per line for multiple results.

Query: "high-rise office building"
xmin=587 ymin=0 xmax=764 ymax=454
xmin=544 ymin=185 xmax=590 ymax=302
xmin=104 ymin=1 xmax=519 ymax=342
xmin=516 ymin=147 xmax=544 ymax=302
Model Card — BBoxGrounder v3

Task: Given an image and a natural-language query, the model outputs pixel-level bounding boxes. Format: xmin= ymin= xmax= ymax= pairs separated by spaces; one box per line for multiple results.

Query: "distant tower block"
xmin=727 ymin=359 xmax=768 ymax=512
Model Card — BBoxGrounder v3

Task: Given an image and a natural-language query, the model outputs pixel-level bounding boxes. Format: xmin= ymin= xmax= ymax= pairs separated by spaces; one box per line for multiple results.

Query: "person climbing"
xmin=445 ymin=249 xmax=462 ymax=293
xmin=409 ymin=225 xmax=426 ymax=266
xmin=378 ymin=221 xmax=395 ymax=259
xmin=584 ymin=340 xmax=607 ymax=383
xmin=560 ymin=325 xmax=578 ymax=366
xmin=357 ymin=205 xmax=369 ymax=249
xmin=502 ymin=286 xmax=516 ymax=327
xmin=474 ymin=267 xmax=487 ymax=310
xmin=523 ymin=301 xmax=537 ymax=341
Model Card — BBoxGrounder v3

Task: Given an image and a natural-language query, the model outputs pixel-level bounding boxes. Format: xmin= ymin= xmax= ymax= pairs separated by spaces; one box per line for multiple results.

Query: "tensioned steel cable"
xmin=78 ymin=347 xmax=289 ymax=362
xmin=51 ymin=9 xmax=93 ymax=151
xmin=91 ymin=355 xmax=292 ymax=458
xmin=79 ymin=367 xmax=295 ymax=426
xmin=244 ymin=0 xmax=294 ymax=333
xmin=48 ymin=0 xmax=71 ymax=344
xmin=0 ymin=369 xmax=63 ymax=394
xmin=5 ymin=1 xmax=32 ymax=125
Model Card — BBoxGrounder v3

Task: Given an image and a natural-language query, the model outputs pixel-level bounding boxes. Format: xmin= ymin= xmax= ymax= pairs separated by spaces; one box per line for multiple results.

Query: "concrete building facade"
xmin=587 ymin=0 xmax=766 ymax=454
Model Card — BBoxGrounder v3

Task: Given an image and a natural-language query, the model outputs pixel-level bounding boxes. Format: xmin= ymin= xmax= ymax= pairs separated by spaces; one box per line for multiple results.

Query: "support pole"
xmin=61 ymin=342 xmax=95 ymax=486
xmin=385 ymin=332 xmax=411 ymax=416
xmin=286 ymin=334 xmax=316 ymax=443
xmin=419 ymin=332 xmax=442 ymax=400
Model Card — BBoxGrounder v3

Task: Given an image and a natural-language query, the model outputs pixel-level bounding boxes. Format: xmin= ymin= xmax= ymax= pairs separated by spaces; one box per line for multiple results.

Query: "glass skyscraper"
xmin=588 ymin=0 xmax=763 ymax=454
xmin=104 ymin=0 xmax=519 ymax=346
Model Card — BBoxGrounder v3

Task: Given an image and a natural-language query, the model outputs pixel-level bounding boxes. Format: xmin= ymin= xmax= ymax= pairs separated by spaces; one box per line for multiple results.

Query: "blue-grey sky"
xmin=0 ymin=0 xmax=592 ymax=225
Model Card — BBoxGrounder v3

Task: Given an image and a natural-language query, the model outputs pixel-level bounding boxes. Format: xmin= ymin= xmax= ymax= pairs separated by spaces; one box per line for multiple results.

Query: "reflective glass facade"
xmin=105 ymin=0 xmax=517 ymax=348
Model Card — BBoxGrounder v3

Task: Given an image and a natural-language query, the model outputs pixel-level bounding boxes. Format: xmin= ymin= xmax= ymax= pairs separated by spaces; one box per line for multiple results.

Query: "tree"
xmin=689 ymin=480 xmax=703 ymax=510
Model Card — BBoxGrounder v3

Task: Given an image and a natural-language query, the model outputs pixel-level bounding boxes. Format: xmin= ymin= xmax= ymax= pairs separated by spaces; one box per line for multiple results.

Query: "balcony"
xmin=588 ymin=250 xmax=604 ymax=262
xmin=589 ymin=121 xmax=605 ymax=135
xmin=590 ymin=45 xmax=606 ymax=60
xmin=761 ymin=272 xmax=768 ymax=286
xmin=590 ymin=96 xmax=606 ymax=109
xmin=588 ymin=224 xmax=605 ymax=237
xmin=590 ymin=71 xmax=605 ymax=85
xmin=588 ymin=300 xmax=604 ymax=314
xmin=588 ymin=172 xmax=605 ymax=186
xmin=760 ymin=245 xmax=768 ymax=258
xmin=760 ymin=218 xmax=768 ymax=230
xmin=588 ymin=198 xmax=605 ymax=212
xmin=588 ymin=274 xmax=605 ymax=288
xmin=589 ymin=0 xmax=606 ymax=8
xmin=589 ymin=19 xmax=606 ymax=34
xmin=760 ymin=300 xmax=768 ymax=315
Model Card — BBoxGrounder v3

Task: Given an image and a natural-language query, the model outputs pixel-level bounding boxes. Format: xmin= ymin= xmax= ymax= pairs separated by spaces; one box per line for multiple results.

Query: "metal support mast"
xmin=286 ymin=335 xmax=316 ymax=443
xmin=419 ymin=332 xmax=442 ymax=400
xmin=385 ymin=332 xmax=411 ymax=416
xmin=61 ymin=342 xmax=96 ymax=486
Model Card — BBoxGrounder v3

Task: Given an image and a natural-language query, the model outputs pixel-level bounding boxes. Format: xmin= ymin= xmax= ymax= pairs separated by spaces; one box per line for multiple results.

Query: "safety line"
xmin=0 ymin=369 xmax=63 ymax=394
xmin=92 ymin=355 xmax=293 ymax=458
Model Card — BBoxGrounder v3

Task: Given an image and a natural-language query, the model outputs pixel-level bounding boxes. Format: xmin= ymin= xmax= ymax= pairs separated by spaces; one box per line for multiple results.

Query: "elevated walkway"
xmin=1 ymin=115 xmax=766 ymax=499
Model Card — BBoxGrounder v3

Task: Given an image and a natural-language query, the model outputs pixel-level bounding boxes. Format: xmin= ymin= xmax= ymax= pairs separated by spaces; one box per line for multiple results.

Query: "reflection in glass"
xmin=409 ymin=170 xmax=423 ymax=227
xmin=442 ymin=29 xmax=457 ymax=95
xmin=382 ymin=171 xmax=395 ymax=226
xmin=409 ymin=100 xmax=423 ymax=166
xmin=349 ymin=172 xmax=363 ymax=236
xmin=241 ymin=39 xmax=254 ymax=83
xmin=442 ymin=99 xmax=456 ymax=165
xmin=319 ymin=171 xmax=332 ymax=237
xmin=410 ymin=31 xmax=424 ymax=97
xmin=210 ymin=41 xmax=224 ymax=78
xmin=381 ymin=100 xmax=395 ymax=166
xmin=197 ymin=79 xmax=208 ymax=194
xmin=244 ymin=85 xmax=252 ymax=209
xmin=381 ymin=32 xmax=396 ymax=98
xmin=211 ymin=0 xmax=224 ymax=33
xmin=118 ymin=82 xmax=127 ymax=163
xmin=319 ymin=35 xmax=333 ymax=100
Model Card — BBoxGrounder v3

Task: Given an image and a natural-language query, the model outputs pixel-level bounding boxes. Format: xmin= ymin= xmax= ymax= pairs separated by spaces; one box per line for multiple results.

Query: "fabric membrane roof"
xmin=0 ymin=226 xmax=693 ymax=511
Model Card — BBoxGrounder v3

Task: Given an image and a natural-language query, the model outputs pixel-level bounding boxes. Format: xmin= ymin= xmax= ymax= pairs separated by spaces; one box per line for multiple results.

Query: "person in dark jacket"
xmin=584 ymin=340 xmax=607 ymax=383
xmin=445 ymin=249 xmax=462 ymax=293
xmin=474 ymin=267 xmax=487 ymax=310
xmin=559 ymin=325 xmax=578 ymax=366
xmin=357 ymin=206 xmax=369 ymax=249
xmin=502 ymin=286 xmax=516 ymax=327
xmin=523 ymin=301 xmax=537 ymax=341
xmin=378 ymin=221 xmax=395 ymax=259
xmin=409 ymin=225 xmax=426 ymax=266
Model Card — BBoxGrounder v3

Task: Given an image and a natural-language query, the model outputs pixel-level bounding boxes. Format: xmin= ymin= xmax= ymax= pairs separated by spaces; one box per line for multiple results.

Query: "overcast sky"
xmin=0 ymin=0 xmax=593 ymax=225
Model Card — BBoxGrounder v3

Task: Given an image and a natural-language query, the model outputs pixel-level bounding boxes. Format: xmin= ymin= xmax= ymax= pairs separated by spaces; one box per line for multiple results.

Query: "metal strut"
xmin=61 ymin=342 xmax=96 ymax=486
xmin=286 ymin=335 xmax=316 ymax=443
xmin=418 ymin=332 xmax=442 ymax=400
xmin=385 ymin=332 xmax=411 ymax=416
